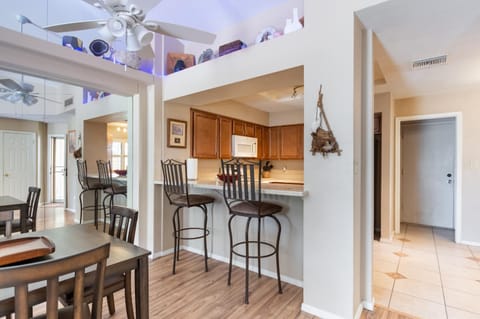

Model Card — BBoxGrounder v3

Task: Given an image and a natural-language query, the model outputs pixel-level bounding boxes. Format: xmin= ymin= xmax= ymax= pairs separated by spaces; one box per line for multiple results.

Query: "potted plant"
xmin=262 ymin=161 xmax=273 ymax=178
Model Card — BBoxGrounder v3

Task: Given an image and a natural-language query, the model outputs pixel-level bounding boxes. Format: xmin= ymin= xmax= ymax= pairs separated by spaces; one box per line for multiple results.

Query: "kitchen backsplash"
xmin=197 ymin=159 xmax=304 ymax=182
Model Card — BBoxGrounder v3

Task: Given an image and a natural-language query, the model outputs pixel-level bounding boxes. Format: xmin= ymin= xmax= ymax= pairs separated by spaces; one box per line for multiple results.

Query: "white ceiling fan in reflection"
xmin=0 ymin=79 xmax=62 ymax=106
xmin=42 ymin=0 xmax=216 ymax=57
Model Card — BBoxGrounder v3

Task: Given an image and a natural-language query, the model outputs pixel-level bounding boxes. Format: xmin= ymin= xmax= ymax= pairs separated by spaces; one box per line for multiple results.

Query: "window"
xmin=111 ymin=140 xmax=128 ymax=170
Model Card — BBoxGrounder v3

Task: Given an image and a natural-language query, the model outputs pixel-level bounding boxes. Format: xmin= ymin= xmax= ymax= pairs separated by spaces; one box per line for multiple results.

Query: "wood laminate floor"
xmin=31 ymin=204 xmax=416 ymax=319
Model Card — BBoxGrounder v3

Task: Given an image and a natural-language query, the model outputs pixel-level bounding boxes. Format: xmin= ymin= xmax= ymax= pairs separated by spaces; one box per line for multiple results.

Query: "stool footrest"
xmin=231 ymin=241 xmax=277 ymax=259
xmin=173 ymin=227 xmax=210 ymax=241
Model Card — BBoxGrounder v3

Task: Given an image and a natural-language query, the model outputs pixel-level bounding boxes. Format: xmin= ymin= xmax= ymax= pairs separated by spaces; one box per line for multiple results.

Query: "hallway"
xmin=374 ymin=224 xmax=480 ymax=318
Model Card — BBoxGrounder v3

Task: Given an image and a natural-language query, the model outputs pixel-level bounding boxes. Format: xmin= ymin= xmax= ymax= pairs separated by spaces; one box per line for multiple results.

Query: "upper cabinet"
xmin=191 ymin=109 xmax=303 ymax=160
xmin=269 ymin=124 xmax=304 ymax=160
xmin=191 ymin=110 xmax=218 ymax=158
xmin=233 ymin=120 xmax=255 ymax=137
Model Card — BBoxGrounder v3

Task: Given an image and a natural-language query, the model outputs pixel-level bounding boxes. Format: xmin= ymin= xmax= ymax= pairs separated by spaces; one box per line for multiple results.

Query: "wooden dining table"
xmin=0 ymin=224 xmax=151 ymax=318
xmin=0 ymin=196 xmax=28 ymax=235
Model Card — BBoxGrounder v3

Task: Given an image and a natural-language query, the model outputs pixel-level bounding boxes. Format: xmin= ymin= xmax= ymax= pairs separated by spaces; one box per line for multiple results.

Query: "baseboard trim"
xmin=363 ymin=298 xmax=374 ymax=311
xmin=459 ymin=240 xmax=480 ymax=247
xmin=301 ymin=303 xmax=345 ymax=319
xmin=166 ymin=246 xmax=304 ymax=288
xmin=354 ymin=303 xmax=365 ymax=319
xmin=151 ymin=248 xmax=174 ymax=260
xmin=64 ymin=208 xmax=75 ymax=214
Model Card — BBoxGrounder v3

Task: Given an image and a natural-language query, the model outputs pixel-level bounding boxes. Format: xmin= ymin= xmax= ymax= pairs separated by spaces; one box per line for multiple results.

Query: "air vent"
xmin=412 ymin=55 xmax=447 ymax=70
xmin=64 ymin=97 xmax=74 ymax=107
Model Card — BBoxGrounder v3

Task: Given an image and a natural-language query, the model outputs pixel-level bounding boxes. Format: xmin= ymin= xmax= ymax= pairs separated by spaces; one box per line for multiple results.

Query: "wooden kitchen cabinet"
xmin=219 ymin=117 xmax=233 ymax=159
xmin=280 ymin=124 xmax=303 ymax=159
xmin=269 ymin=124 xmax=303 ymax=159
xmin=191 ymin=110 xmax=218 ymax=158
xmin=233 ymin=120 xmax=255 ymax=137
xmin=255 ymin=125 xmax=268 ymax=159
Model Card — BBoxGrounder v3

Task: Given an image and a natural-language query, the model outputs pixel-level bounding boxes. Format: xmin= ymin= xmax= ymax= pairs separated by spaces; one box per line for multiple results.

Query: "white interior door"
xmin=0 ymin=131 xmax=36 ymax=199
xmin=400 ymin=119 xmax=455 ymax=228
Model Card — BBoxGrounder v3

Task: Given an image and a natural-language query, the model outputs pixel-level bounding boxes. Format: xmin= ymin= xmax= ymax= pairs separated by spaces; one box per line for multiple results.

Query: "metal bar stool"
xmin=97 ymin=160 xmax=127 ymax=232
xmin=76 ymin=159 xmax=103 ymax=229
xmin=161 ymin=159 xmax=215 ymax=274
xmin=221 ymin=158 xmax=283 ymax=304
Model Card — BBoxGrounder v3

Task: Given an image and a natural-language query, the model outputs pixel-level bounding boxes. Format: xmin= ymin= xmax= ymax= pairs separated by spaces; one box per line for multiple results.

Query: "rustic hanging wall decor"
xmin=310 ymin=85 xmax=342 ymax=157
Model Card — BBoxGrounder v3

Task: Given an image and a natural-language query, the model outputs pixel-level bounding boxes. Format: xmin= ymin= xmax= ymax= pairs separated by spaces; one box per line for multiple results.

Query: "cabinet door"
xmin=191 ymin=111 xmax=218 ymax=158
xmin=280 ymin=125 xmax=304 ymax=159
xmin=262 ymin=126 xmax=270 ymax=159
xmin=254 ymin=125 xmax=264 ymax=159
xmin=232 ymin=120 xmax=244 ymax=135
xmin=219 ymin=117 xmax=233 ymax=159
xmin=269 ymin=126 xmax=280 ymax=159
xmin=245 ymin=122 xmax=255 ymax=137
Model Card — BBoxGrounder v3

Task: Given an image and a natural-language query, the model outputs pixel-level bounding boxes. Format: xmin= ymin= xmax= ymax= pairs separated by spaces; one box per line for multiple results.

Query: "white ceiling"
xmin=357 ymin=0 xmax=480 ymax=99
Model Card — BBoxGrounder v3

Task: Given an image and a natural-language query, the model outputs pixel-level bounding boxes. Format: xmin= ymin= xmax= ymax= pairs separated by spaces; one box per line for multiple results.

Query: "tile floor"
xmin=374 ymin=223 xmax=480 ymax=318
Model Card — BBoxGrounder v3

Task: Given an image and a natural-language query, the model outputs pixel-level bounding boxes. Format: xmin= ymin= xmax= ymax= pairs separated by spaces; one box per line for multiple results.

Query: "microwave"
xmin=232 ymin=135 xmax=258 ymax=158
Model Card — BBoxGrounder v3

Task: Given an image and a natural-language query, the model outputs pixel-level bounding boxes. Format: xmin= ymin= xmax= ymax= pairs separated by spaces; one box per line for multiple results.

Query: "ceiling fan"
xmin=43 ymin=0 xmax=216 ymax=56
xmin=0 ymin=79 xmax=62 ymax=106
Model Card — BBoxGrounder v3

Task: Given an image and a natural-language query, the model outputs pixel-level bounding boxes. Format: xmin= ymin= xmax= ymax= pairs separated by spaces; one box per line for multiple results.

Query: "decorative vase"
xmin=262 ymin=171 xmax=271 ymax=178
xmin=284 ymin=8 xmax=303 ymax=34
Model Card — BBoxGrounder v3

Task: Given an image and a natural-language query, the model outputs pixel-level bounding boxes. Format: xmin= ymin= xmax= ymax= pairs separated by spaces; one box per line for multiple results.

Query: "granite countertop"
xmin=188 ymin=179 xmax=307 ymax=197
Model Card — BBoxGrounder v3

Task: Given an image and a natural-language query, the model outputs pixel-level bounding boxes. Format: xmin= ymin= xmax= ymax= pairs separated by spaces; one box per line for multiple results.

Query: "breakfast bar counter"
xmin=154 ymin=178 xmax=305 ymax=286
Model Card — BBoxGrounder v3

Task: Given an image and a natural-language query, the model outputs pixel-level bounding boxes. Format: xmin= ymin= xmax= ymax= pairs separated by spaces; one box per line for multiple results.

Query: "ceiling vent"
xmin=412 ymin=55 xmax=447 ymax=70
xmin=64 ymin=97 xmax=74 ymax=107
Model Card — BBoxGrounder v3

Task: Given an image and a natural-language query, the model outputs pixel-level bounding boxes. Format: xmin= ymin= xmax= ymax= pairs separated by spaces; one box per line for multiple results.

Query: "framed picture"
xmin=68 ymin=130 xmax=76 ymax=153
xmin=167 ymin=119 xmax=187 ymax=148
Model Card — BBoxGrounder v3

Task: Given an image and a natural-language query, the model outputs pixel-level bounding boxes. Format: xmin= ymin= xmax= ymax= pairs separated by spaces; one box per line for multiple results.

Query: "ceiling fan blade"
xmin=23 ymin=95 xmax=38 ymax=106
xmin=143 ymin=20 xmax=216 ymax=44
xmin=137 ymin=44 xmax=155 ymax=59
xmin=36 ymin=96 xmax=64 ymax=104
xmin=0 ymin=88 xmax=11 ymax=93
xmin=0 ymin=79 xmax=23 ymax=91
xmin=44 ymin=20 xmax=106 ymax=32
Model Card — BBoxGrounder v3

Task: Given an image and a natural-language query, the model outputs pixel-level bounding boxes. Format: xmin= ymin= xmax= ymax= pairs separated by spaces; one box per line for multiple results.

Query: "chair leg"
xmin=201 ymin=204 xmax=209 ymax=272
xmin=172 ymin=207 xmax=181 ymax=275
xmin=227 ymin=214 xmax=235 ymax=286
xmin=175 ymin=208 xmax=181 ymax=261
xmin=94 ymin=189 xmax=99 ymax=230
xmin=107 ymin=293 xmax=115 ymax=315
xmin=102 ymin=193 xmax=111 ymax=231
xmin=124 ymin=272 xmax=134 ymax=319
xmin=271 ymin=215 xmax=283 ymax=294
xmin=257 ymin=217 xmax=261 ymax=278
xmin=245 ymin=217 xmax=252 ymax=304
xmin=78 ymin=190 xmax=85 ymax=224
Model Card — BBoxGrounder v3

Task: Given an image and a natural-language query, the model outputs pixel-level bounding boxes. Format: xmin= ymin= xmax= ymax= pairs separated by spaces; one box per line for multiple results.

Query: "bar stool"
xmin=97 ymin=160 xmax=127 ymax=232
xmin=161 ymin=159 xmax=215 ymax=274
xmin=76 ymin=159 xmax=103 ymax=229
xmin=221 ymin=158 xmax=283 ymax=304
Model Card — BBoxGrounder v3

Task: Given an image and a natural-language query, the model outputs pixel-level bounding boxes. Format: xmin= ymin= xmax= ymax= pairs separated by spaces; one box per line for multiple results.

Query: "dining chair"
xmin=0 ymin=241 xmax=110 ymax=319
xmin=97 ymin=160 xmax=127 ymax=232
xmin=0 ymin=186 xmax=41 ymax=236
xmin=77 ymin=159 xmax=103 ymax=229
xmin=59 ymin=206 xmax=138 ymax=319
xmin=221 ymin=158 xmax=283 ymax=304
xmin=161 ymin=159 xmax=215 ymax=274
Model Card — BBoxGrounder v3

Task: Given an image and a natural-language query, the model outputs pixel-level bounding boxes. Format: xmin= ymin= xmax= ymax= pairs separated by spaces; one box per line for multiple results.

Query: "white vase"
xmin=284 ymin=8 xmax=303 ymax=34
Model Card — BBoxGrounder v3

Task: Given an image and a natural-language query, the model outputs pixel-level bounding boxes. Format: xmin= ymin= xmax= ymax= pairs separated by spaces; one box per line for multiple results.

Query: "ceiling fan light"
xmin=6 ymin=93 xmax=22 ymax=103
xmin=23 ymin=95 xmax=37 ymax=106
xmin=107 ymin=17 xmax=126 ymax=38
xmin=98 ymin=24 xmax=115 ymax=42
xmin=126 ymin=30 xmax=142 ymax=52
xmin=134 ymin=25 xmax=153 ymax=46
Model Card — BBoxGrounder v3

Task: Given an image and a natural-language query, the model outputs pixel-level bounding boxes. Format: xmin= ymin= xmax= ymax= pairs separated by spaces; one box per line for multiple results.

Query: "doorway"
xmin=49 ymin=136 xmax=66 ymax=204
xmin=0 ymin=130 xmax=36 ymax=199
xmin=395 ymin=113 xmax=462 ymax=242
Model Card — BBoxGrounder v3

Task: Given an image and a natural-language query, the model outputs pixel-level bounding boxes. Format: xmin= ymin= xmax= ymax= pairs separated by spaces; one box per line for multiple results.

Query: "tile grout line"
xmin=388 ymin=223 xmax=407 ymax=308
xmin=432 ymin=227 xmax=449 ymax=318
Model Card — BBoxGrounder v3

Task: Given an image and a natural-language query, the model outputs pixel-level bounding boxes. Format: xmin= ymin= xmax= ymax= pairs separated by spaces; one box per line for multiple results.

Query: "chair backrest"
xmin=97 ymin=160 xmax=113 ymax=187
xmin=26 ymin=186 xmax=41 ymax=226
xmin=221 ymin=158 xmax=262 ymax=204
xmin=0 ymin=242 xmax=110 ymax=319
xmin=76 ymin=159 xmax=91 ymax=190
xmin=161 ymin=159 xmax=190 ymax=204
xmin=108 ymin=205 xmax=138 ymax=244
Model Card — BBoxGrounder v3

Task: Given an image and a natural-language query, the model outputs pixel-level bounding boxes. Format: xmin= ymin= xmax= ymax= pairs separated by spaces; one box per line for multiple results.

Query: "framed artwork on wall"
xmin=167 ymin=119 xmax=187 ymax=148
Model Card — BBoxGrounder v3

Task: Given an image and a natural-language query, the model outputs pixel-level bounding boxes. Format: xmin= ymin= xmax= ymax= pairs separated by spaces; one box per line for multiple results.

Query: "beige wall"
xmin=396 ymin=88 xmax=480 ymax=243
